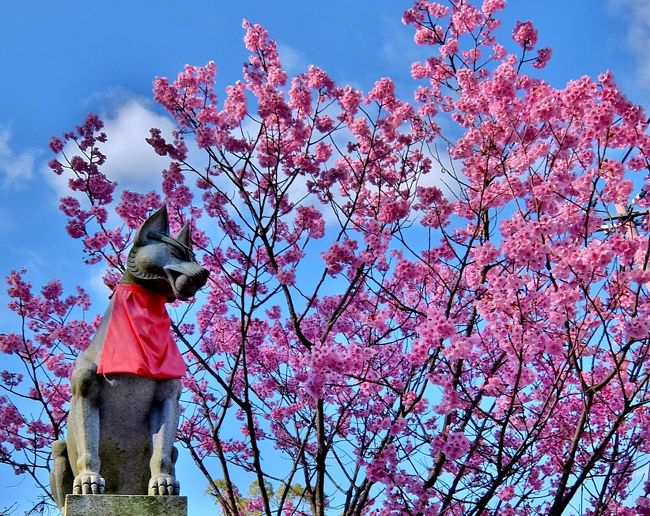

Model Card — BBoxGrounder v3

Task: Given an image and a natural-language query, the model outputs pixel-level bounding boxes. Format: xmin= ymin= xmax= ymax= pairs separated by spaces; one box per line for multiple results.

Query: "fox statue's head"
xmin=125 ymin=206 xmax=209 ymax=301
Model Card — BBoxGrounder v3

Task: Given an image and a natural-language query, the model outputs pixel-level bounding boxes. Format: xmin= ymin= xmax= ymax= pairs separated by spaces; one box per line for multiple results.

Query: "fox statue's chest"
xmin=96 ymin=284 xmax=186 ymax=379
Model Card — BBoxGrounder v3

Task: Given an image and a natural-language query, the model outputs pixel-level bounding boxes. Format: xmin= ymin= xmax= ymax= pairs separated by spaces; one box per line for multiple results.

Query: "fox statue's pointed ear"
xmin=133 ymin=206 xmax=169 ymax=247
xmin=175 ymin=224 xmax=192 ymax=250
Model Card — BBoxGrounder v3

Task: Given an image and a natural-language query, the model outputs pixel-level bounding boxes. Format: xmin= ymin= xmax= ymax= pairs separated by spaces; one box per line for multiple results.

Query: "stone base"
xmin=64 ymin=495 xmax=187 ymax=516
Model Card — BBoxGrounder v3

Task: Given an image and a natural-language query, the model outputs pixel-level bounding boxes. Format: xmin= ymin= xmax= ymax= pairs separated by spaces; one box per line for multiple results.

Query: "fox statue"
xmin=49 ymin=206 xmax=209 ymax=508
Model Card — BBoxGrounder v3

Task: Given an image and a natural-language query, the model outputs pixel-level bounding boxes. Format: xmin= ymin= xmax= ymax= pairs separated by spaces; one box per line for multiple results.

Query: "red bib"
xmin=97 ymin=284 xmax=186 ymax=379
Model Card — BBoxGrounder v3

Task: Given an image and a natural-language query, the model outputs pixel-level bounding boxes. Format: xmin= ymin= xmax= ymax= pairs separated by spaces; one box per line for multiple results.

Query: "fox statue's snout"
xmin=50 ymin=206 xmax=210 ymax=508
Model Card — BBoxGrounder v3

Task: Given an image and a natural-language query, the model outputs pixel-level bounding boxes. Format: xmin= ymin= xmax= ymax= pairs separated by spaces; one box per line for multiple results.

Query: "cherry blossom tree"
xmin=3 ymin=1 xmax=650 ymax=514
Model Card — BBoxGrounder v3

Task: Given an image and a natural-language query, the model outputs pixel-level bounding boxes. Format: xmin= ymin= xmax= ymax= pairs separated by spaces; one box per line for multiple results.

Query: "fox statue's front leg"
xmin=148 ymin=378 xmax=182 ymax=495
xmin=63 ymin=302 xmax=113 ymax=498
xmin=67 ymin=357 xmax=105 ymax=495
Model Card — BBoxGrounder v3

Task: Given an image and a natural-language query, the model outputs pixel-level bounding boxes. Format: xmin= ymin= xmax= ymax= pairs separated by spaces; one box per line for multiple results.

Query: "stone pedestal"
xmin=63 ymin=495 xmax=187 ymax=516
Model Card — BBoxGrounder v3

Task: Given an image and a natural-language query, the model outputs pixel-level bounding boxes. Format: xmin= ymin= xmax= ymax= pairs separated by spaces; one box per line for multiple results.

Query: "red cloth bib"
xmin=97 ymin=284 xmax=186 ymax=379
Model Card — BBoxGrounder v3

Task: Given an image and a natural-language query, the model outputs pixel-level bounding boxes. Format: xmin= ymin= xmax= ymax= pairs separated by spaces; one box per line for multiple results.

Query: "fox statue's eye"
xmin=171 ymin=249 xmax=187 ymax=261
xmin=148 ymin=231 xmax=194 ymax=262
xmin=169 ymin=244 xmax=193 ymax=262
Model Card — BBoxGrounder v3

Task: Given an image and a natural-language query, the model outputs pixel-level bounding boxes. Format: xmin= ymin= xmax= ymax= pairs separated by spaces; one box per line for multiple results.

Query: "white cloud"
xmin=0 ymin=127 xmax=35 ymax=189
xmin=608 ymin=0 xmax=650 ymax=88
xmin=99 ymin=100 xmax=176 ymax=187
xmin=47 ymin=98 xmax=176 ymax=198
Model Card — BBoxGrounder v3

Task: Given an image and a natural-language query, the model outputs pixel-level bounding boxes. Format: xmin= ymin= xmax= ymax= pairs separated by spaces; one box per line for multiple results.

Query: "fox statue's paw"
xmin=149 ymin=474 xmax=180 ymax=495
xmin=72 ymin=471 xmax=105 ymax=494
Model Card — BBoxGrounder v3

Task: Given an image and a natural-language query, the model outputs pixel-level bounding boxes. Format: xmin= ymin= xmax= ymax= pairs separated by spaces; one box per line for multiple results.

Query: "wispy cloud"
xmin=277 ymin=43 xmax=308 ymax=76
xmin=0 ymin=127 xmax=35 ymax=189
xmin=608 ymin=0 xmax=650 ymax=89
xmin=381 ymin=23 xmax=429 ymax=73
xmin=88 ymin=266 xmax=112 ymax=300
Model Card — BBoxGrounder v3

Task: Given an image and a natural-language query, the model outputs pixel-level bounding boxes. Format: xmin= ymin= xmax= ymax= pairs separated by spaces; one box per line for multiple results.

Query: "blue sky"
xmin=0 ymin=0 xmax=649 ymax=513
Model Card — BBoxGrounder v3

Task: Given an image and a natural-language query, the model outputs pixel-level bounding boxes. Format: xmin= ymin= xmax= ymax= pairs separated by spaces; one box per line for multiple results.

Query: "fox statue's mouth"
xmin=164 ymin=264 xmax=209 ymax=300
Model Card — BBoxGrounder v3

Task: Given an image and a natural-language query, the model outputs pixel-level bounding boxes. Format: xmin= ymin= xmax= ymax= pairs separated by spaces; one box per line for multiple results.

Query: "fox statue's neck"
xmin=118 ymin=271 xmax=175 ymax=302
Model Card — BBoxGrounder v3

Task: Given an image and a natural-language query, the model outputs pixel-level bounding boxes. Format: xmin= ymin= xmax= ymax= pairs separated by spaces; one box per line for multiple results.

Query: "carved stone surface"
xmin=49 ymin=207 xmax=209 ymax=508
xmin=64 ymin=494 xmax=187 ymax=516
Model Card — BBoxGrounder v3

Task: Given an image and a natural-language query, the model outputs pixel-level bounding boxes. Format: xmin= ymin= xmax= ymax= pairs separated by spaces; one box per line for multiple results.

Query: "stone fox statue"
xmin=49 ymin=206 xmax=209 ymax=508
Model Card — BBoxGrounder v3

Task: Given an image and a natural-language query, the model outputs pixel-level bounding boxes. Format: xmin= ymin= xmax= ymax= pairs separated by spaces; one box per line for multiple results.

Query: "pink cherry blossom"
xmin=5 ymin=2 xmax=650 ymax=514
xmin=512 ymin=20 xmax=538 ymax=49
